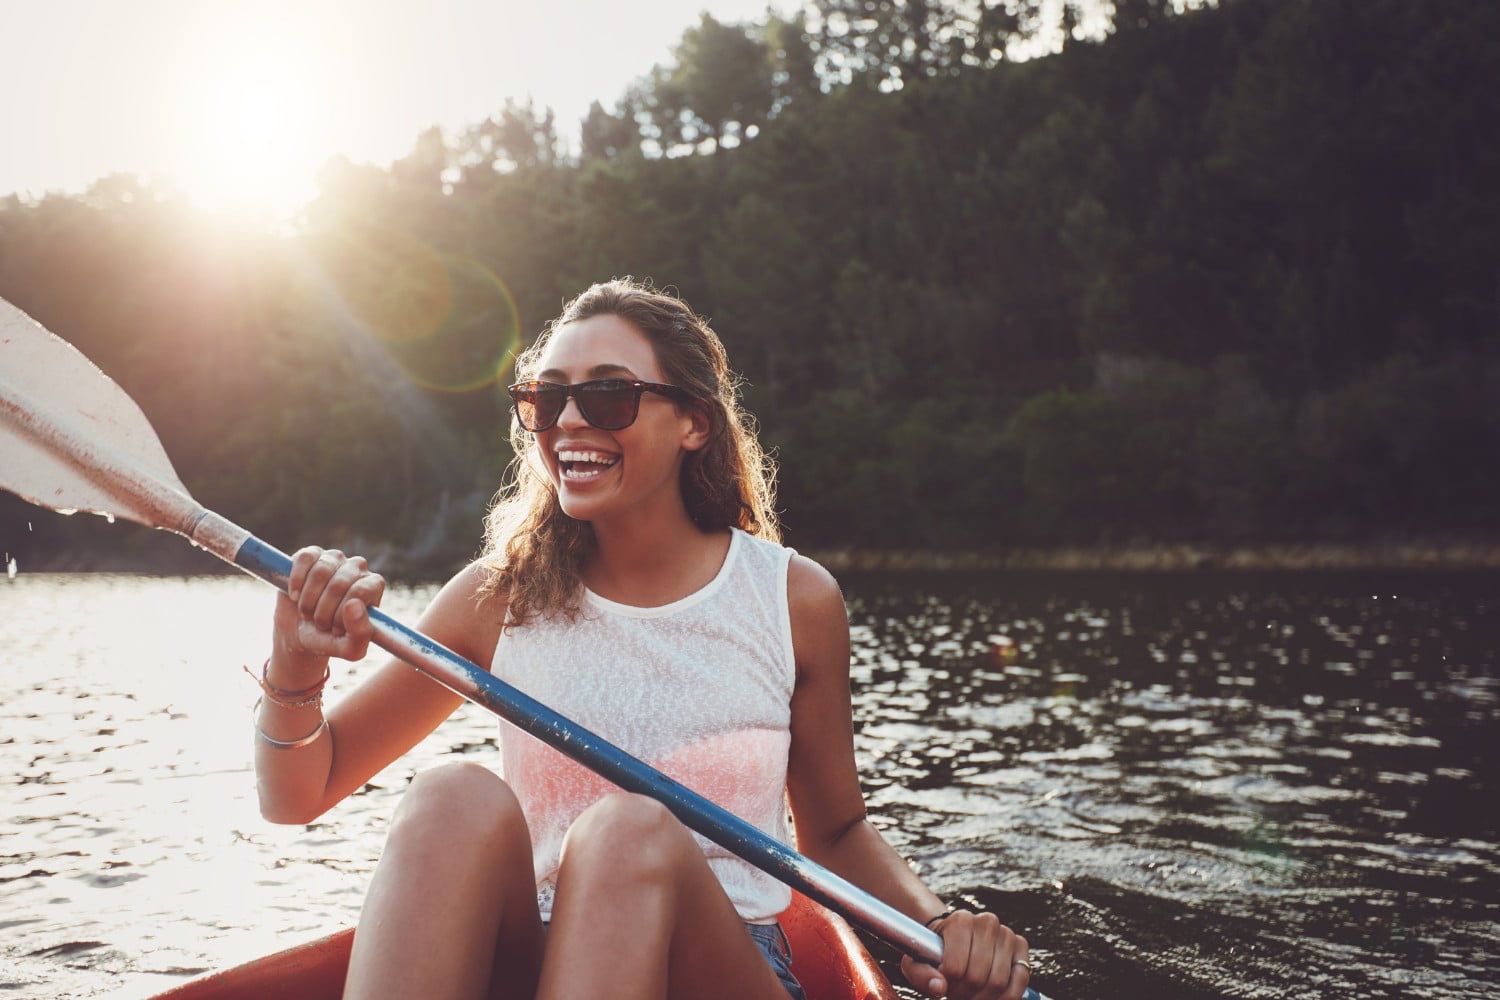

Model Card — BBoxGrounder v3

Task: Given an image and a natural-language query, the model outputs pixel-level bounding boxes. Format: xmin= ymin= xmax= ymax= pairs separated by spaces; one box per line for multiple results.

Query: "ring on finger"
xmin=1013 ymin=959 xmax=1033 ymax=972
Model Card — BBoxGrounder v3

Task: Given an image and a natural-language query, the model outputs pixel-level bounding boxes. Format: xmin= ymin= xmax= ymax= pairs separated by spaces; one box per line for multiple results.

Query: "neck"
xmin=584 ymin=503 xmax=730 ymax=606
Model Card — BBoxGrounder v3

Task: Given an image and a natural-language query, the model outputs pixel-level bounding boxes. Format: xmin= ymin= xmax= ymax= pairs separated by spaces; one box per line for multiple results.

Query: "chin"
xmin=556 ymin=491 xmax=603 ymax=523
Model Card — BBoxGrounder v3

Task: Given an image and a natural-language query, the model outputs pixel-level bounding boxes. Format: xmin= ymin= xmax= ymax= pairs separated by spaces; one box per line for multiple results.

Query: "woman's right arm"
xmin=254 ymin=547 xmax=503 ymax=824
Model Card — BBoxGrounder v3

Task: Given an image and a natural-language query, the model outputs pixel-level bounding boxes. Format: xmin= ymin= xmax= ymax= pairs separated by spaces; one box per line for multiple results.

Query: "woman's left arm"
xmin=784 ymin=554 xmax=1033 ymax=1000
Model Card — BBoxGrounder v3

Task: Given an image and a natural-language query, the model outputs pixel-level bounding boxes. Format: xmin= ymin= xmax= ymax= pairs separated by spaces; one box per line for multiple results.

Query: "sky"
xmin=1 ymin=0 xmax=784 ymax=214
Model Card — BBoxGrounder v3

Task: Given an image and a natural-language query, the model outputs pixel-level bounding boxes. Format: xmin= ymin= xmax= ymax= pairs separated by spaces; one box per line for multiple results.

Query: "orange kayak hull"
xmin=154 ymin=892 xmax=897 ymax=999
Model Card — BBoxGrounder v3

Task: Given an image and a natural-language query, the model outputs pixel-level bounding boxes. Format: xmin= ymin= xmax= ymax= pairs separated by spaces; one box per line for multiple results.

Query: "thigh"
xmin=345 ymin=762 xmax=545 ymax=1000
xmin=539 ymin=793 xmax=794 ymax=1000
xmin=659 ymin=875 xmax=800 ymax=1000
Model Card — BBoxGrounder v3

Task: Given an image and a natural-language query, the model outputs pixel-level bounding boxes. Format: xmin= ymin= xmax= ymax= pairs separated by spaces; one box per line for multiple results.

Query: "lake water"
xmin=2 ymin=571 xmax=1496 ymax=999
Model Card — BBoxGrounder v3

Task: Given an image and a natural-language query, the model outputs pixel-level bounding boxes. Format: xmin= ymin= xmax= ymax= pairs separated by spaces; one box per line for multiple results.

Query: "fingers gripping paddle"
xmin=0 ymin=298 xmax=945 ymax=964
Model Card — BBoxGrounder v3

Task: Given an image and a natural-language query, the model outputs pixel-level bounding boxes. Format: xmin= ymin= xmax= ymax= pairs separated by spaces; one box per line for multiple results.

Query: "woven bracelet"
xmin=244 ymin=659 xmax=330 ymax=708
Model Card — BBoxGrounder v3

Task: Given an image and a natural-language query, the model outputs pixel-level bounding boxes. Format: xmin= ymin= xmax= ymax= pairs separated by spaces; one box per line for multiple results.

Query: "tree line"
xmin=2 ymin=0 xmax=1497 ymax=572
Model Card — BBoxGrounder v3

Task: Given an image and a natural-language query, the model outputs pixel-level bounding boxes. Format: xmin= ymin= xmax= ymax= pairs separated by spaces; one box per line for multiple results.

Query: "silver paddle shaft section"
xmin=228 ymin=534 xmax=944 ymax=963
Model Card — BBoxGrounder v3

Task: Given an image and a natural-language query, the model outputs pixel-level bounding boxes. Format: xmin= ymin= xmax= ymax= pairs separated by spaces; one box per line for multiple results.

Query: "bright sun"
xmin=171 ymin=22 xmax=327 ymax=218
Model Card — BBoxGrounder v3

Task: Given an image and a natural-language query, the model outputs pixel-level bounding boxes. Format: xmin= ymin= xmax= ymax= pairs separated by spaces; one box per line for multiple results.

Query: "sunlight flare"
xmin=170 ymin=18 xmax=328 ymax=216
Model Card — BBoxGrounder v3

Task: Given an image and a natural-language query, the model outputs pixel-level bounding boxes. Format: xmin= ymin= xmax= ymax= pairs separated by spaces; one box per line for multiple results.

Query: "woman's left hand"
xmin=901 ymin=909 xmax=1031 ymax=1000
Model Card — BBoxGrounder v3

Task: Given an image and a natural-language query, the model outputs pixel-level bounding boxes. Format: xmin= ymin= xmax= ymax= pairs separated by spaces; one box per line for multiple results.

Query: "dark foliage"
xmin=3 ymin=0 xmax=1496 ymax=569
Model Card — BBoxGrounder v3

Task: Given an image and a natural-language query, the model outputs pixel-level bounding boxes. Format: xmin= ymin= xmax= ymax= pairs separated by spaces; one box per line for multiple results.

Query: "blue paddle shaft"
xmin=233 ymin=534 xmax=945 ymax=963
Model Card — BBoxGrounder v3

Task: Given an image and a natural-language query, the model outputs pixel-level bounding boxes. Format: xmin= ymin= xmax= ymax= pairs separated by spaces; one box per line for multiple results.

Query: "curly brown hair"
xmin=478 ymin=278 xmax=779 ymax=628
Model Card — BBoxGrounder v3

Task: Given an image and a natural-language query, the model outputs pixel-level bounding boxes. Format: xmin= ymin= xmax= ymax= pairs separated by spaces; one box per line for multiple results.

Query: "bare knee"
xmin=389 ymin=761 xmax=527 ymax=849
xmin=559 ymin=793 xmax=692 ymax=883
xmin=569 ymin=791 xmax=681 ymax=843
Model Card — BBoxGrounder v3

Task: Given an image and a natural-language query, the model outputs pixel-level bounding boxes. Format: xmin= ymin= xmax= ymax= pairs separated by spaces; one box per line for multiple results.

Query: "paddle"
xmin=0 ymin=297 xmax=945 ymax=964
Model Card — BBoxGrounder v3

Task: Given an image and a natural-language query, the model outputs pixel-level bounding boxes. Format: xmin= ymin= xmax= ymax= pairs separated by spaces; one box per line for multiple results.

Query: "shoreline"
xmin=9 ymin=539 xmax=1500 ymax=577
xmin=806 ymin=540 xmax=1500 ymax=573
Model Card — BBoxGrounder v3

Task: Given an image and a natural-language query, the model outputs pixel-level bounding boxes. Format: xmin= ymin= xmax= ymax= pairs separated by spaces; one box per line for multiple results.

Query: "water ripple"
xmin=2 ymin=571 xmax=1497 ymax=998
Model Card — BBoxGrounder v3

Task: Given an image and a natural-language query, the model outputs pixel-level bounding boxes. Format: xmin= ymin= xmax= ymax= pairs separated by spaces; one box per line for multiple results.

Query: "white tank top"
xmin=490 ymin=528 xmax=797 ymax=922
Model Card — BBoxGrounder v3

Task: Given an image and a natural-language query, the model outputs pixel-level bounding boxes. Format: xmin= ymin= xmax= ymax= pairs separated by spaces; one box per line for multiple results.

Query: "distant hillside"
xmin=3 ymin=0 xmax=1497 ymax=571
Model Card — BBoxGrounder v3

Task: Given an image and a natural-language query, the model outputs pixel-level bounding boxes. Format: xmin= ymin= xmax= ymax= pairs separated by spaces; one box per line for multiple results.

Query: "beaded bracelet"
xmin=252 ymin=697 xmax=328 ymax=749
xmin=244 ymin=658 xmax=330 ymax=708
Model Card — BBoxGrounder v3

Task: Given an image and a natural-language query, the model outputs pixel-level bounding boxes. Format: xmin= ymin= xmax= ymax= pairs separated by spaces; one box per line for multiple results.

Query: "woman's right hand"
xmin=272 ymin=546 xmax=386 ymax=664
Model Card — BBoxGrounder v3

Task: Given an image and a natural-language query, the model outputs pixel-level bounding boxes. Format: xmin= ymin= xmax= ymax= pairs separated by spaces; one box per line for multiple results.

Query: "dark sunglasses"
xmin=507 ymin=378 xmax=692 ymax=432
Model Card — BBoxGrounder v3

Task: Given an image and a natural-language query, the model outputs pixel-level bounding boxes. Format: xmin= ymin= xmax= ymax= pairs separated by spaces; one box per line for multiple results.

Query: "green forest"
xmin=3 ymin=0 xmax=1497 ymax=573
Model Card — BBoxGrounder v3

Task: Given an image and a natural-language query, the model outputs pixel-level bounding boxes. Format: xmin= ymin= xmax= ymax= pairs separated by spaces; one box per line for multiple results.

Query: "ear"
xmin=679 ymin=402 xmax=712 ymax=452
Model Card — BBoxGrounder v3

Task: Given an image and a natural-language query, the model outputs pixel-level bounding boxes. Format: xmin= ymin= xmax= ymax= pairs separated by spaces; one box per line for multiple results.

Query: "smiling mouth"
xmin=558 ymin=449 xmax=620 ymax=481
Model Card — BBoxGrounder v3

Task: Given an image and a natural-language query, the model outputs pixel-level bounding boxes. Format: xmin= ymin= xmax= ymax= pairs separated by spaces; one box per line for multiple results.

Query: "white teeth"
xmin=557 ymin=450 xmax=619 ymax=466
xmin=556 ymin=450 xmax=619 ymax=482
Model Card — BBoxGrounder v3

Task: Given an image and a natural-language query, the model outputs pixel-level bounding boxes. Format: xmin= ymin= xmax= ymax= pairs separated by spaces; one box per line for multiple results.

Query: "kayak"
xmin=153 ymin=891 xmax=898 ymax=999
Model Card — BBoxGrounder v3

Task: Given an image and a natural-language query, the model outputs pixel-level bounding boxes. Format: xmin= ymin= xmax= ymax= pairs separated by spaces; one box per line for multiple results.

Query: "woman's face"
xmin=529 ymin=314 xmax=705 ymax=524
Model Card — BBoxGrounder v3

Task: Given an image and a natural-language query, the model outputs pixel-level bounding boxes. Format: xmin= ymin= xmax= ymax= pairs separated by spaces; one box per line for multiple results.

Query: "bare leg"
xmin=539 ymin=793 xmax=793 ymax=1000
xmin=343 ymin=762 xmax=544 ymax=1000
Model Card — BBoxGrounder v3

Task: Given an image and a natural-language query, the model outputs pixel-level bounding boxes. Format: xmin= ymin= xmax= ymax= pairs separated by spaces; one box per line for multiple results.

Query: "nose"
xmin=555 ymin=393 xmax=589 ymax=430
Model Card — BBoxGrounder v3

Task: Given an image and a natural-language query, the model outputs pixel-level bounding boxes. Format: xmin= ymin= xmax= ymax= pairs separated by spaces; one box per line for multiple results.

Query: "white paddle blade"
xmin=0 ymin=297 xmax=196 ymax=530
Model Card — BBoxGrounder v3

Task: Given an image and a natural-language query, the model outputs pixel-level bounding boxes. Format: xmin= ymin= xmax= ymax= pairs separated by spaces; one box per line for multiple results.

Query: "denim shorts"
xmin=747 ymin=922 xmax=805 ymax=1000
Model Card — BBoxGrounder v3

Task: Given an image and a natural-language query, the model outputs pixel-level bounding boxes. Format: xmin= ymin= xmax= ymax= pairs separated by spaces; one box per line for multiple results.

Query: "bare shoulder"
xmin=419 ymin=560 xmax=509 ymax=668
xmin=787 ymin=553 xmax=850 ymax=681
xmin=788 ymin=552 xmax=845 ymax=616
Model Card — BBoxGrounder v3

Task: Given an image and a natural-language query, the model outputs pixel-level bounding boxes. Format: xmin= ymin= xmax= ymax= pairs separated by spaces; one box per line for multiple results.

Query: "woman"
xmin=251 ymin=279 xmax=1037 ymax=1000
